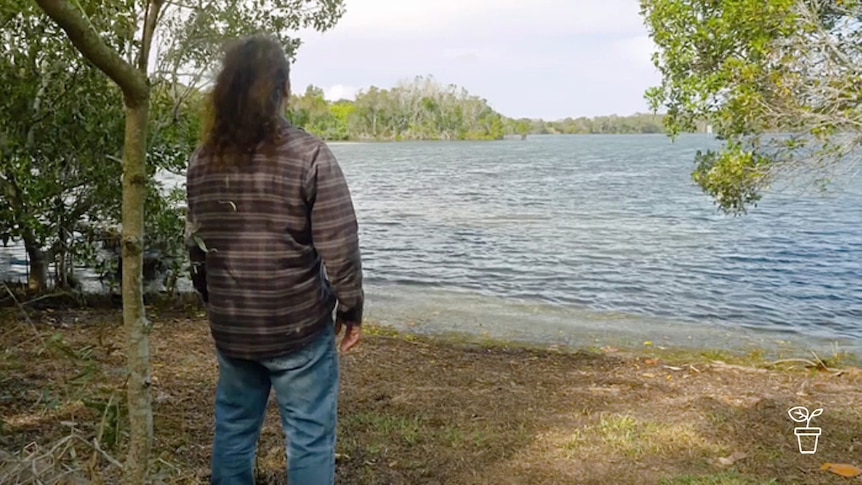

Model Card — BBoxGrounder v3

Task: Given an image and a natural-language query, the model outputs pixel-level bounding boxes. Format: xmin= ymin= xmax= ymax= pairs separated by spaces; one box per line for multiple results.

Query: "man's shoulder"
xmin=279 ymin=122 xmax=328 ymax=155
xmin=187 ymin=145 xmax=205 ymax=171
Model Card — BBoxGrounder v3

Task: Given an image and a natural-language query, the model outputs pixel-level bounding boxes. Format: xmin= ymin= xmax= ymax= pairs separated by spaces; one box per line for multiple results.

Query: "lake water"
xmin=3 ymin=134 xmax=861 ymax=355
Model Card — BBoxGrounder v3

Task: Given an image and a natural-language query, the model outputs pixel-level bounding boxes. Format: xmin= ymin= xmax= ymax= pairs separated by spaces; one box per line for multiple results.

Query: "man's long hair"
xmin=201 ymin=34 xmax=290 ymax=167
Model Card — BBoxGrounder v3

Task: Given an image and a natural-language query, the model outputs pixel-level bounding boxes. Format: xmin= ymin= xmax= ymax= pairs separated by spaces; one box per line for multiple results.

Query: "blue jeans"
xmin=210 ymin=322 xmax=338 ymax=485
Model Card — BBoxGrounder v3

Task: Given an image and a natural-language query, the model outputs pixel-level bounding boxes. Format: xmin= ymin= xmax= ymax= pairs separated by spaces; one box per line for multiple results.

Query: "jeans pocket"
xmin=262 ymin=324 xmax=333 ymax=372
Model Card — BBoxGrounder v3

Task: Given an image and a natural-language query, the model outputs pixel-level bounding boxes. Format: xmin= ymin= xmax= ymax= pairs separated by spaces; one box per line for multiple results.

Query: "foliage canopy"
xmin=641 ymin=0 xmax=862 ymax=213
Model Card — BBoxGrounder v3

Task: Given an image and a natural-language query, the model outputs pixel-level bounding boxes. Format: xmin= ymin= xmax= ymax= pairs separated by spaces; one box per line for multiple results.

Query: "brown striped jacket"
xmin=185 ymin=120 xmax=363 ymax=360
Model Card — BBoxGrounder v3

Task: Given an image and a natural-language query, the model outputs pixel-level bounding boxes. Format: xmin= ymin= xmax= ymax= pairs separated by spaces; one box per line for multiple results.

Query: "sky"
xmin=289 ymin=0 xmax=662 ymax=121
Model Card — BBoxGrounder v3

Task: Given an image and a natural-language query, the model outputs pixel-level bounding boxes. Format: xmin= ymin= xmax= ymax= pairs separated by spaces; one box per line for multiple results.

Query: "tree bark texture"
xmin=121 ymin=99 xmax=153 ymax=485
xmin=32 ymin=1 xmax=155 ymax=482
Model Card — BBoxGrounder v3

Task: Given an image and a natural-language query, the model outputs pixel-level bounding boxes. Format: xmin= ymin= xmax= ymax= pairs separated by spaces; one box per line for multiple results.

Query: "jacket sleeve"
xmin=304 ymin=143 xmax=364 ymax=324
xmin=188 ymin=242 xmax=208 ymax=303
xmin=185 ymin=157 xmax=208 ymax=303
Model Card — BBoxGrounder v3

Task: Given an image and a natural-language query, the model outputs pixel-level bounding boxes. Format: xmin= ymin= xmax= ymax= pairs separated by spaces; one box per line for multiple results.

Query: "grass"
xmin=631 ymin=344 xmax=860 ymax=370
xmin=658 ymin=472 xmax=779 ymax=485
xmin=558 ymin=414 xmax=722 ymax=460
xmin=2 ymin=306 xmax=862 ymax=484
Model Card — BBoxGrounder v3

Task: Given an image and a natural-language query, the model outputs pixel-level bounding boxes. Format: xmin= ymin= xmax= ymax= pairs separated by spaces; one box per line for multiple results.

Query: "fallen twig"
xmin=0 ymin=431 xmax=123 ymax=484
xmin=764 ymin=358 xmax=832 ymax=371
xmin=709 ymin=360 xmax=767 ymax=373
xmin=20 ymin=291 xmax=75 ymax=307
xmin=831 ymin=367 xmax=862 ymax=377
xmin=1 ymin=282 xmax=43 ymax=345
xmin=810 ymin=351 xmax=830 ymax=370
xmin=78 ymin=435 xmax=123 ymax=470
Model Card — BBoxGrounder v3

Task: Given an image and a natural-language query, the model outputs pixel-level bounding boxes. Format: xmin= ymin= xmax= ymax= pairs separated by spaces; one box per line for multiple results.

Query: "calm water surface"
xmin=335 ymin=135 xmax=862 ymax=353
xmin=3 ymin=134 xmax=860 ymax=354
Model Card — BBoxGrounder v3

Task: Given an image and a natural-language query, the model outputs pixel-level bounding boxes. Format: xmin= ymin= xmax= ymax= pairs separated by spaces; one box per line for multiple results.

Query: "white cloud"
xmin=323 ymin=84 xmax=359 ymax=101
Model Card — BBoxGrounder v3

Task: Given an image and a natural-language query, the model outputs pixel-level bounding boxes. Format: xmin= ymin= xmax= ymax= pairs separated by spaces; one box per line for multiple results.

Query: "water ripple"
xmin=338 ymin=135 xmax=862 ymax=343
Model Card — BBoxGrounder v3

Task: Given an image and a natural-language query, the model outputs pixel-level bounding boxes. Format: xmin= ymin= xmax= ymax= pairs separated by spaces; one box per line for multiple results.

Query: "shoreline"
xmin=362 ymin=284 xmax=862 ymax=361
xmin=2 ymin=300 xmax=857 ymax=367
xmin=2 ymin=283 xmax=858 ymax=361
xmin=321 ymin=132 xmax=698 ymax=143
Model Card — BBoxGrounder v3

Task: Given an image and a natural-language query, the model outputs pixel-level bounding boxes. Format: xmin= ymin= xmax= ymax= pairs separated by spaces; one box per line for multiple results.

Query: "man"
xmin=184 ymin=34 xmax=363 ymax=485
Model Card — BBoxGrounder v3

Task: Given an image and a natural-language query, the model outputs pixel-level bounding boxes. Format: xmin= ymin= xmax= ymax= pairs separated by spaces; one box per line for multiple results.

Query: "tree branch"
xmin=27 ymin=65 xmax=84 ymax=127
xmin=33 ymin=0 xmax=148 ymax=106
xmin=138 ymin=0 xmax=164 ymax=73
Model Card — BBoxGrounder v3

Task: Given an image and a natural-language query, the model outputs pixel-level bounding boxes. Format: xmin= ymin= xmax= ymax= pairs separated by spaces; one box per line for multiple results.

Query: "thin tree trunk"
xmin=33 ymin=0 xmax=158 ymax=482
xmin=121 ymin=97 xmax=152 ymax=485
xmin=22 ymin=234 xmax=48 ymax=292
xmin=56 ymin=221 xmax=68 ymax=288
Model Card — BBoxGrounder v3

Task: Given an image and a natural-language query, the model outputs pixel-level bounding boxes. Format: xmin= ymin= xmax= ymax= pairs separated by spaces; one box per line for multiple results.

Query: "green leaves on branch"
xmin=0 ymin=2 xmax=126 ymax=290
xmin=693 ymin=143 xmax=770 ymax=214
xmin=155 ymin=0 xmax=345 ymax=80
xmin=641 ymin=0 xmax=862 ymax=214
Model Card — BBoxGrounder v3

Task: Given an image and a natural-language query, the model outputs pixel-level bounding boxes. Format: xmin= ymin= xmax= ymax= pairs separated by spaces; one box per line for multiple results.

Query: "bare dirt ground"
xmin=1 ymin=306 xmax=861 ymax=484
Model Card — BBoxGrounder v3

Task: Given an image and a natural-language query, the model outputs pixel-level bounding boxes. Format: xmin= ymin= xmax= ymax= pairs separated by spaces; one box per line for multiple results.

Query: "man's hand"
xmin=335 ymin=319 xmax=361 ymax=352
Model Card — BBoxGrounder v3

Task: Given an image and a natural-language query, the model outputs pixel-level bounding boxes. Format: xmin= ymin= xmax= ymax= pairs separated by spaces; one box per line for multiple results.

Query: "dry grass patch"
xmin=658 ymin=472 xmax=779 ymax=485
xmin=560 ymin=414 xmax=723 ymax=461
xmin=2 ymin=307 xmax=862 ymax=484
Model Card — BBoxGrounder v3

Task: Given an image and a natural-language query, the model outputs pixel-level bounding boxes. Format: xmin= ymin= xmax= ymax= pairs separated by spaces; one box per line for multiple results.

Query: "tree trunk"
xmin=31 ymin=1 xmax=158 ymax=482
xmin=55 ymin=226 xmax=68 ymax=289
xmin=121 ymin=98 xmax=153 ymax=485
xmin=23 ymin=234 xmax=48 ymax=292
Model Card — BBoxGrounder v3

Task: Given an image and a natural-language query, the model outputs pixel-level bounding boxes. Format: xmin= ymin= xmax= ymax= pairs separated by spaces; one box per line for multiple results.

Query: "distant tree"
xmin=327 ymin=100 xmax=355 ymax=140
xmin=515 ymin=119 xmax=531 ymax=138
xmin=541 ymin=113 xmax=666 ymax=134
xmin=288 ymin=76 xmax=508 ymax=141
xmin=641 ymin=0 xmax=862 ymax=214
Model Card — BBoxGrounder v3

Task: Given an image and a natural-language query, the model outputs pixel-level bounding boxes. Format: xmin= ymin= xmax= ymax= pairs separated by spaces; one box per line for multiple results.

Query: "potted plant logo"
xmin=787 ymin=406 xmax=823 ymax=454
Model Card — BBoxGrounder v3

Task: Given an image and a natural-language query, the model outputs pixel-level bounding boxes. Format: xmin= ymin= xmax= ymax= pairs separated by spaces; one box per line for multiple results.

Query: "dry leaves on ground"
xmin=820 ymin=463 xmax=862 ymax=478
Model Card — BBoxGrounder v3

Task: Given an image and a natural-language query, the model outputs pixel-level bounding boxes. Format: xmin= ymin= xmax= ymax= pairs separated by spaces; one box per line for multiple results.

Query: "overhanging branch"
xmin=33 ymin=0 xmax=149 ymax=106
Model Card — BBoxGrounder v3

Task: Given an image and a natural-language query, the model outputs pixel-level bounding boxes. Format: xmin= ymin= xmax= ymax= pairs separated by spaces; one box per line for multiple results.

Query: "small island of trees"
xmin=284 ymin=75 xmax=681 ymax=141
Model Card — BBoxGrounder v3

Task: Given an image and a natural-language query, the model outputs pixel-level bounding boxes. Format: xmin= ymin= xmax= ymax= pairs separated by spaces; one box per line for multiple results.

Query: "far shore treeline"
xmin=285 ymin=75 xmax=700 ymax=141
